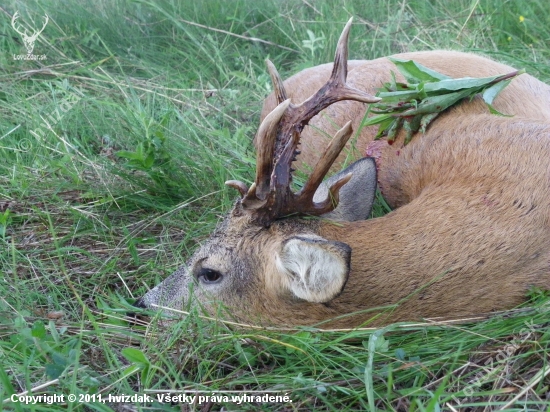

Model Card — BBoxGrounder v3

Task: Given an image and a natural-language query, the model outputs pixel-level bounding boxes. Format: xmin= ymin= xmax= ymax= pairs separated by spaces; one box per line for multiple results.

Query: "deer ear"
xmin=314 ymin=157 xmax=377 ymax=221
xmin=276 ymin=235 xmax=351 ymax=303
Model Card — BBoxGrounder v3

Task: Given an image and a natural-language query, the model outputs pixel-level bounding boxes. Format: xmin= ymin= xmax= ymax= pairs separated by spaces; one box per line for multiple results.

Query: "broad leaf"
xmin=423 ymin=74 xmax=513 ymax=93
xmin=121 ymin=347 xmax=149 ymax=365
xmin=400 ymin=88 xmax=474 ymax=116
xmin=482 ymin=79 xmax=512 ymax=105
xmin=359 ymin=60 xmax=523 ymax=144
xmin=389 ymin=57 xmax=450 ymax=83
xmin=377 ymin=87 xmax=427 ymax=103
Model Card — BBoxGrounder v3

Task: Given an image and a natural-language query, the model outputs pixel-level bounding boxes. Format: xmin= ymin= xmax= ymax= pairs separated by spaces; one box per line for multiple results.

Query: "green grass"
xmin=1 ymin=0 xmax=549 ymax=410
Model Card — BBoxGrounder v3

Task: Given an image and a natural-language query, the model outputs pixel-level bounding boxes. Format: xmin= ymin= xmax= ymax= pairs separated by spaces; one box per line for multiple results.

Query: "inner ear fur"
xmin=275 ymin=234 xmax=351 ymax=303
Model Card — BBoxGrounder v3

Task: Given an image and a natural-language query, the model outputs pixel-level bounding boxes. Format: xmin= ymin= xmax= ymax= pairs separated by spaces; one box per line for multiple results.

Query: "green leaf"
xmin=116 ymin=150 xmax=141 ymax=160
xmin=485 ymin=103 xmax=511 ymax=117
xmin=403 ymin=115 xmax=423 ymax=145
xmin=31 ymin=321 xmax=46 ymax=339
xmin=395 ymin=348 xmax=406 ymax=360
xmin=362 ymin=61 xmax=520 ymax=145
xmin=361 ymin=113 xmax=394 ymax=129
xmin=377 ymin=86 xmax=427 ymax=103
xmin=386 ymin=118 xmax=402 ymax=144
xmin=121 ymin=347 xmax=149 ymax=365
xmin=424 ymin=74 xmax=505 ymax=93
xmin=0 ymin=208 xmax=11 ymax=226
xmin=122 ymin=364 xmax=141 ymax=377
xmin=482 ymin=79 xmax=512 ymax=106
xmin=364 ymin=328 xmax=394 ymax=412
xmin=374 ymin=116 xmax=396 ymax=138
xmin=52 ymin=352 xmax=68 ymax=367
xmin=13 ymin=315 xmax=25 ymax=329
xmin=234 ymin=341 xmax=258 ymax=366
xmin=389 ymin=57 xmax=450 ymax=83
xmin=400 ymin=88 xmax=473 ymax=116
xmin=420 ymin=112 xmax=440 ymax=133
xmin=47 ymin=321 xmax=60 ymax=344
xmin=45 ymin=363 xmax=66 ymax=379
xmin=373 ymin=335 xmax=390 ymax=352
xmin=143 ymin=151 xmax=155 ymax=169
xmin=295 ymin=331 xmax=312 ymax=341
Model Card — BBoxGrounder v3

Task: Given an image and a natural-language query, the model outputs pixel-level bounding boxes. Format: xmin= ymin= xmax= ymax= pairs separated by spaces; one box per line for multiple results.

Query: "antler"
xmin=226 ymin=18 xmax=380 ymax=227
xmin=11 ymin=12 xmax=48 ymax=38
xmin=11 ymin=12 xmax=26 ymax=37
xmin=36 ymin=14 xmax=49 ymax=36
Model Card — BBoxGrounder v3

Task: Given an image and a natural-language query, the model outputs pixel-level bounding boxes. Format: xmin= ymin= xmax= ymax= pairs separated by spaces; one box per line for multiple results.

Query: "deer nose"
xmin=133 ymin=297 xmax=147 ymax=309
xmin=125 ymin=297 xmax=150 ymax=324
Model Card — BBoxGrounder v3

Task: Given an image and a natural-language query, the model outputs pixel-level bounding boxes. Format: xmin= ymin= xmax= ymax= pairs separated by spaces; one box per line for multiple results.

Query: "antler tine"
xmin=238 ymin=19 xmax=379 ymax=226
xmin=284 ymin=17 xmax=380 ymax=130
xmin=225 ymin=180 xmax=249 ymax=198
xmin=11 ymin=12 xmax=25 ymax=36
xmin=298 ymin=121 xmax=354 ymax=201
xmin=313 ymin=172 xmax=353 ymax=214
xmin=250 ymin=98 xmax=291 ymax=201
xmin=265 ymin=18 xmax=378 ymax=216
xmin=40 ymin=15 xmax=49 ymax=33
xmin=272 ymin=122 xmax=354 ymax=218
xmin=266 ymin=59 xmax=289 ymax=105
xmin=332 ymin=18 xmax=352 ymax=86
xmin=328 ymin=18 xmax=381 ymax=104
xmin=225 ymin=99 xmax=289 ymax=201
xmin=269 ymin=19 xmax=380 ymax=183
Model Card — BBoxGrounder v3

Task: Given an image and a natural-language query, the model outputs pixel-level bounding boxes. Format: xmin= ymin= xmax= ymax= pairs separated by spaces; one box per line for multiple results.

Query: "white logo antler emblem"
xmin=11 ymin=11 xmax=49 ymax=55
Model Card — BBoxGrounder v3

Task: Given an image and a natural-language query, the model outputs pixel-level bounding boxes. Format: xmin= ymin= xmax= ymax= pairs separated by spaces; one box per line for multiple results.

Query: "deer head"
xmin=11 ymin=11 xmax=49 ymax=55
xmin=135 ymin=19 xmax=380 ymax=326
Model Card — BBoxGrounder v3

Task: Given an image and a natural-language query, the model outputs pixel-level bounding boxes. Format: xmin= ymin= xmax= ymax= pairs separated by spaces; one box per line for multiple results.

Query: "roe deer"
xmin=136 ymin=20 xmax=550 ymax=328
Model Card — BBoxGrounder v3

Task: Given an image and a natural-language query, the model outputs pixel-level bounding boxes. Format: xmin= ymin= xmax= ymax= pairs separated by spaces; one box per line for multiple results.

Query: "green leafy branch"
xmin=361 ymin=58 xmax=525 ymax=145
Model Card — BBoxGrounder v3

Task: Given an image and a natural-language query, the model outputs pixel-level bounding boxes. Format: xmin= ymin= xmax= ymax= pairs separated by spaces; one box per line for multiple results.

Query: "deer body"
xmin=318 ymin=117 xmax=550 ymax=325
xmin=137 ymin=22 xmax=550 ymax=328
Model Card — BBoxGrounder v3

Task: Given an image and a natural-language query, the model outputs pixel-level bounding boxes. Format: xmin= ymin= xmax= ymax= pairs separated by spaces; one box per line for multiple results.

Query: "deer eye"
xmin=197 ymin=268 xmax=223 ymax=284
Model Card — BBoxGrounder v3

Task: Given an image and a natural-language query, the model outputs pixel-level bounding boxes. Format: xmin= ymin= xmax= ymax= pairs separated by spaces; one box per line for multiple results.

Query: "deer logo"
xmin=11 ymin=11 xmax=49 ymax=55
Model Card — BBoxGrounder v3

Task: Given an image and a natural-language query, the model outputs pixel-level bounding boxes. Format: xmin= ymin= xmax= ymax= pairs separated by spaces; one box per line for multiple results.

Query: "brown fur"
xmin=257 ymin=51 xmax=550 ymax=326
xmin=138 ymin=51 xmax=550 ymax=328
